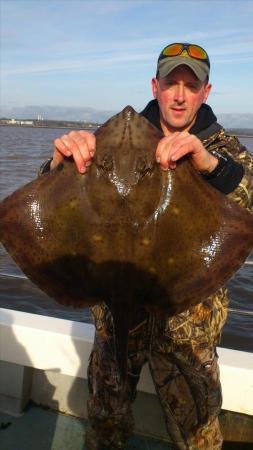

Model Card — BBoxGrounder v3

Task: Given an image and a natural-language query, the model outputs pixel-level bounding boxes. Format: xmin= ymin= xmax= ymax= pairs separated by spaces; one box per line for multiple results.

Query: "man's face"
xmin=152 ymin=65 xmax=212 ymax=135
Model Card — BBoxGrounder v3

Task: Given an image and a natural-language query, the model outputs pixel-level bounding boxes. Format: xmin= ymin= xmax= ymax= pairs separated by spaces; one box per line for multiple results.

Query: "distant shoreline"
xmin=1 ymin=123 xmax=253 ymax=137
xmin=0 ymin=123 xmax=99 ymax=131
xmin=229 ymin=135 xmax=253 ymax=138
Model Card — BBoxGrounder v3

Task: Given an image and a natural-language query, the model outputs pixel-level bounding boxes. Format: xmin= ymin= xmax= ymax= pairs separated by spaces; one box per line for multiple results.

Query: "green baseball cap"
xmin=157 ymin=43 xmax=210 ymax=81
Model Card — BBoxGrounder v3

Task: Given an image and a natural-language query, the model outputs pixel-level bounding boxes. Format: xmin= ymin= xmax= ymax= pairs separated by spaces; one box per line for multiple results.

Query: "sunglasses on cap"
xmin=159 ymin=43 xmax=210 ymax=67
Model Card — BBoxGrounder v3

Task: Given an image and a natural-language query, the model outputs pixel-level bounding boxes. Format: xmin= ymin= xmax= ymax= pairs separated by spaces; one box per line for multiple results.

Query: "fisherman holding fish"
xmin=41 ymin=43 xmax=253 ymax=450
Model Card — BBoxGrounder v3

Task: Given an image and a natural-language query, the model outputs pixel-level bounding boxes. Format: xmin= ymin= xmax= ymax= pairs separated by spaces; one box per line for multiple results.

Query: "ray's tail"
xmin=110 ymin=304 xmax=130 ymax=386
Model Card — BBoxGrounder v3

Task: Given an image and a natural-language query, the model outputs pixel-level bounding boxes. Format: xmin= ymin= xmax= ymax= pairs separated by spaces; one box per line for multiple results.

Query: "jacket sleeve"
xmin=38 ymin=158 xmax=53 ymax=176
xmin=225 ymin=139 xmax=253 ymax=211
xmin=203 ymin=130 xmax=253 ymax=211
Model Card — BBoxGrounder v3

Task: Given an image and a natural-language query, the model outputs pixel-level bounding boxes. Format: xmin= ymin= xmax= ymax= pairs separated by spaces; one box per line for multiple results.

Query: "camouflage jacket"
xmin=91 ymin=129 xmax=253 ymax=346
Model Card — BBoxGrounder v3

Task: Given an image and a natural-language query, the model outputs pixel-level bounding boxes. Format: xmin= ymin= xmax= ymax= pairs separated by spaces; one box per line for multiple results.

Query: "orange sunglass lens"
xmin=188 ymin=45 xmax=207 ymax=60
xmin=163 ymin=44 xmax=183 ymax=56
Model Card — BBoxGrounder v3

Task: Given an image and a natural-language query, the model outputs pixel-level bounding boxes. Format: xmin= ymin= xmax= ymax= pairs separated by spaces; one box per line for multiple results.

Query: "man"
xmin=40 ymin=43 xmax=252 ymax=449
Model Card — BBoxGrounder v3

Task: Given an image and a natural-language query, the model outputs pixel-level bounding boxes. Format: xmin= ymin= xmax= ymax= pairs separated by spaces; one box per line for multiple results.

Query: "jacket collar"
xmin=140 ymin=99 xmax=222 ymax=139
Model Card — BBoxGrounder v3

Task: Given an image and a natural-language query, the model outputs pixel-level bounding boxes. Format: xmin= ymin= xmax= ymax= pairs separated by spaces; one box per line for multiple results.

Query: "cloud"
xmin=3 ymin=25 xmax=253 ymax=77
xmin=2 ymin=52 xmax=154 ymax=76
xmin=212 ymin=55 xmax=253 ymax=64
xmin=2 ymin=1 xmax=253 ymax=115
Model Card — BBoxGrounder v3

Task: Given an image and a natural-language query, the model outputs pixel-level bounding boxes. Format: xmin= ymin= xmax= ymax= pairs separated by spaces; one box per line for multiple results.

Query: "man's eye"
xmin=165 ymin=81 xmax=174 ymax=87
xmin=188 ymin=83 xmax=199 ymax=91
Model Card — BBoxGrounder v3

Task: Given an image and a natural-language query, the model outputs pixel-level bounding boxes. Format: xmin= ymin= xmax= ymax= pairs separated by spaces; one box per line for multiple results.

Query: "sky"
xmin=1 ymin=0 xmax=253 ymax=119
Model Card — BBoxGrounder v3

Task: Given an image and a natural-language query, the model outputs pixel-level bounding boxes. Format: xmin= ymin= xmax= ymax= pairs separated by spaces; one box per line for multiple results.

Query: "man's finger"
xmin=72 ymin=136 xmax=93 ymax=165
xmin=50 ymin=148 xmax=65 ymax=170
xmin=60 ymin=135 xmax=88 ymax=173
xmin=53 ymin=137 xmax=72 ymax=156
xmin=78 ymin=131 xmax=96 ymax=155
xmin=156 ymin=133 xmax=180 ymax=161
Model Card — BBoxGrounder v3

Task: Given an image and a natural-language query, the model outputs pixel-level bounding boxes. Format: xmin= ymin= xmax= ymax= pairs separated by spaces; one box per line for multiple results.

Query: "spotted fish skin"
xmin=0 ymin=106 xmax=253 ymax=379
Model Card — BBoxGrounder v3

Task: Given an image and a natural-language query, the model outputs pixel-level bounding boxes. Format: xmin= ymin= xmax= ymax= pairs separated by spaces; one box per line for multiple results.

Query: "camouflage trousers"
xmin=87 ymin=289 xmax=228 ymax=450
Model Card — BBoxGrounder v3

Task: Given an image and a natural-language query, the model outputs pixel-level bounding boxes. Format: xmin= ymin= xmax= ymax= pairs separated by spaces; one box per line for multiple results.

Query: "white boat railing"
xmin=0 ymin=307 xmax=252 ymax=417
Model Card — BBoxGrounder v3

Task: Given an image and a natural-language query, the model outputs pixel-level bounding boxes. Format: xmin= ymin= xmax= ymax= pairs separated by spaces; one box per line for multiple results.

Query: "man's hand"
xmin=51 ymin=130 xmax=96 ymax=173
xmin=156 ymin=131 xmax=218 ymax=173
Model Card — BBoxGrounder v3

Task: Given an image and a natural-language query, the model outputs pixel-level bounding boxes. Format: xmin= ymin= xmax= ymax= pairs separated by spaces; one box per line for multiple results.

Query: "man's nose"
xmin=174 ymin=83 xmax=185 ymax=103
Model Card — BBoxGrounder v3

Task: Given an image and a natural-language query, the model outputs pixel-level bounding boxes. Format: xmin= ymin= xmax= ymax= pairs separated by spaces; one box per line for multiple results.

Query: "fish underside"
xmin=1 ymin=106 xmax=253 ymax=382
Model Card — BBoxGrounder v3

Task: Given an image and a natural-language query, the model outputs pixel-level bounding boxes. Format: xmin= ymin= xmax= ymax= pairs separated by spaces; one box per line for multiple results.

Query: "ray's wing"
xmin=0 ymin=160 xmax=106 ymax=307
xmin=139 ymin=157 xmax=253 ymax=315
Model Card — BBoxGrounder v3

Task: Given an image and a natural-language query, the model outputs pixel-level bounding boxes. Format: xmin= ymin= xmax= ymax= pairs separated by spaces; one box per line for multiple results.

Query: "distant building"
xmin=20 ymin=120 xmax=34 ymax=126
xmin=5 ymin=118 xmax=34 ymax=126
xmin=8 ymin=118 xmax=18 ymax=124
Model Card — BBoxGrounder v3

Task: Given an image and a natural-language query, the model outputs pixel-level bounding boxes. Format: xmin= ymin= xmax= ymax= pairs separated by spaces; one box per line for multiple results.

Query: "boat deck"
xmin=0 ymin=403 xmax=171 ymax=450
xmin=0 ymin=404 xmax=252 ymax=450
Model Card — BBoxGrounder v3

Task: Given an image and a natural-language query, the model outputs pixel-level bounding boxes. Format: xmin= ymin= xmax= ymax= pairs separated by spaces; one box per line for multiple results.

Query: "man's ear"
xmin=203 ymin=82 xmax=212 ymax=103
xmin=151 ymin=77 xmax=158 ymax=99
